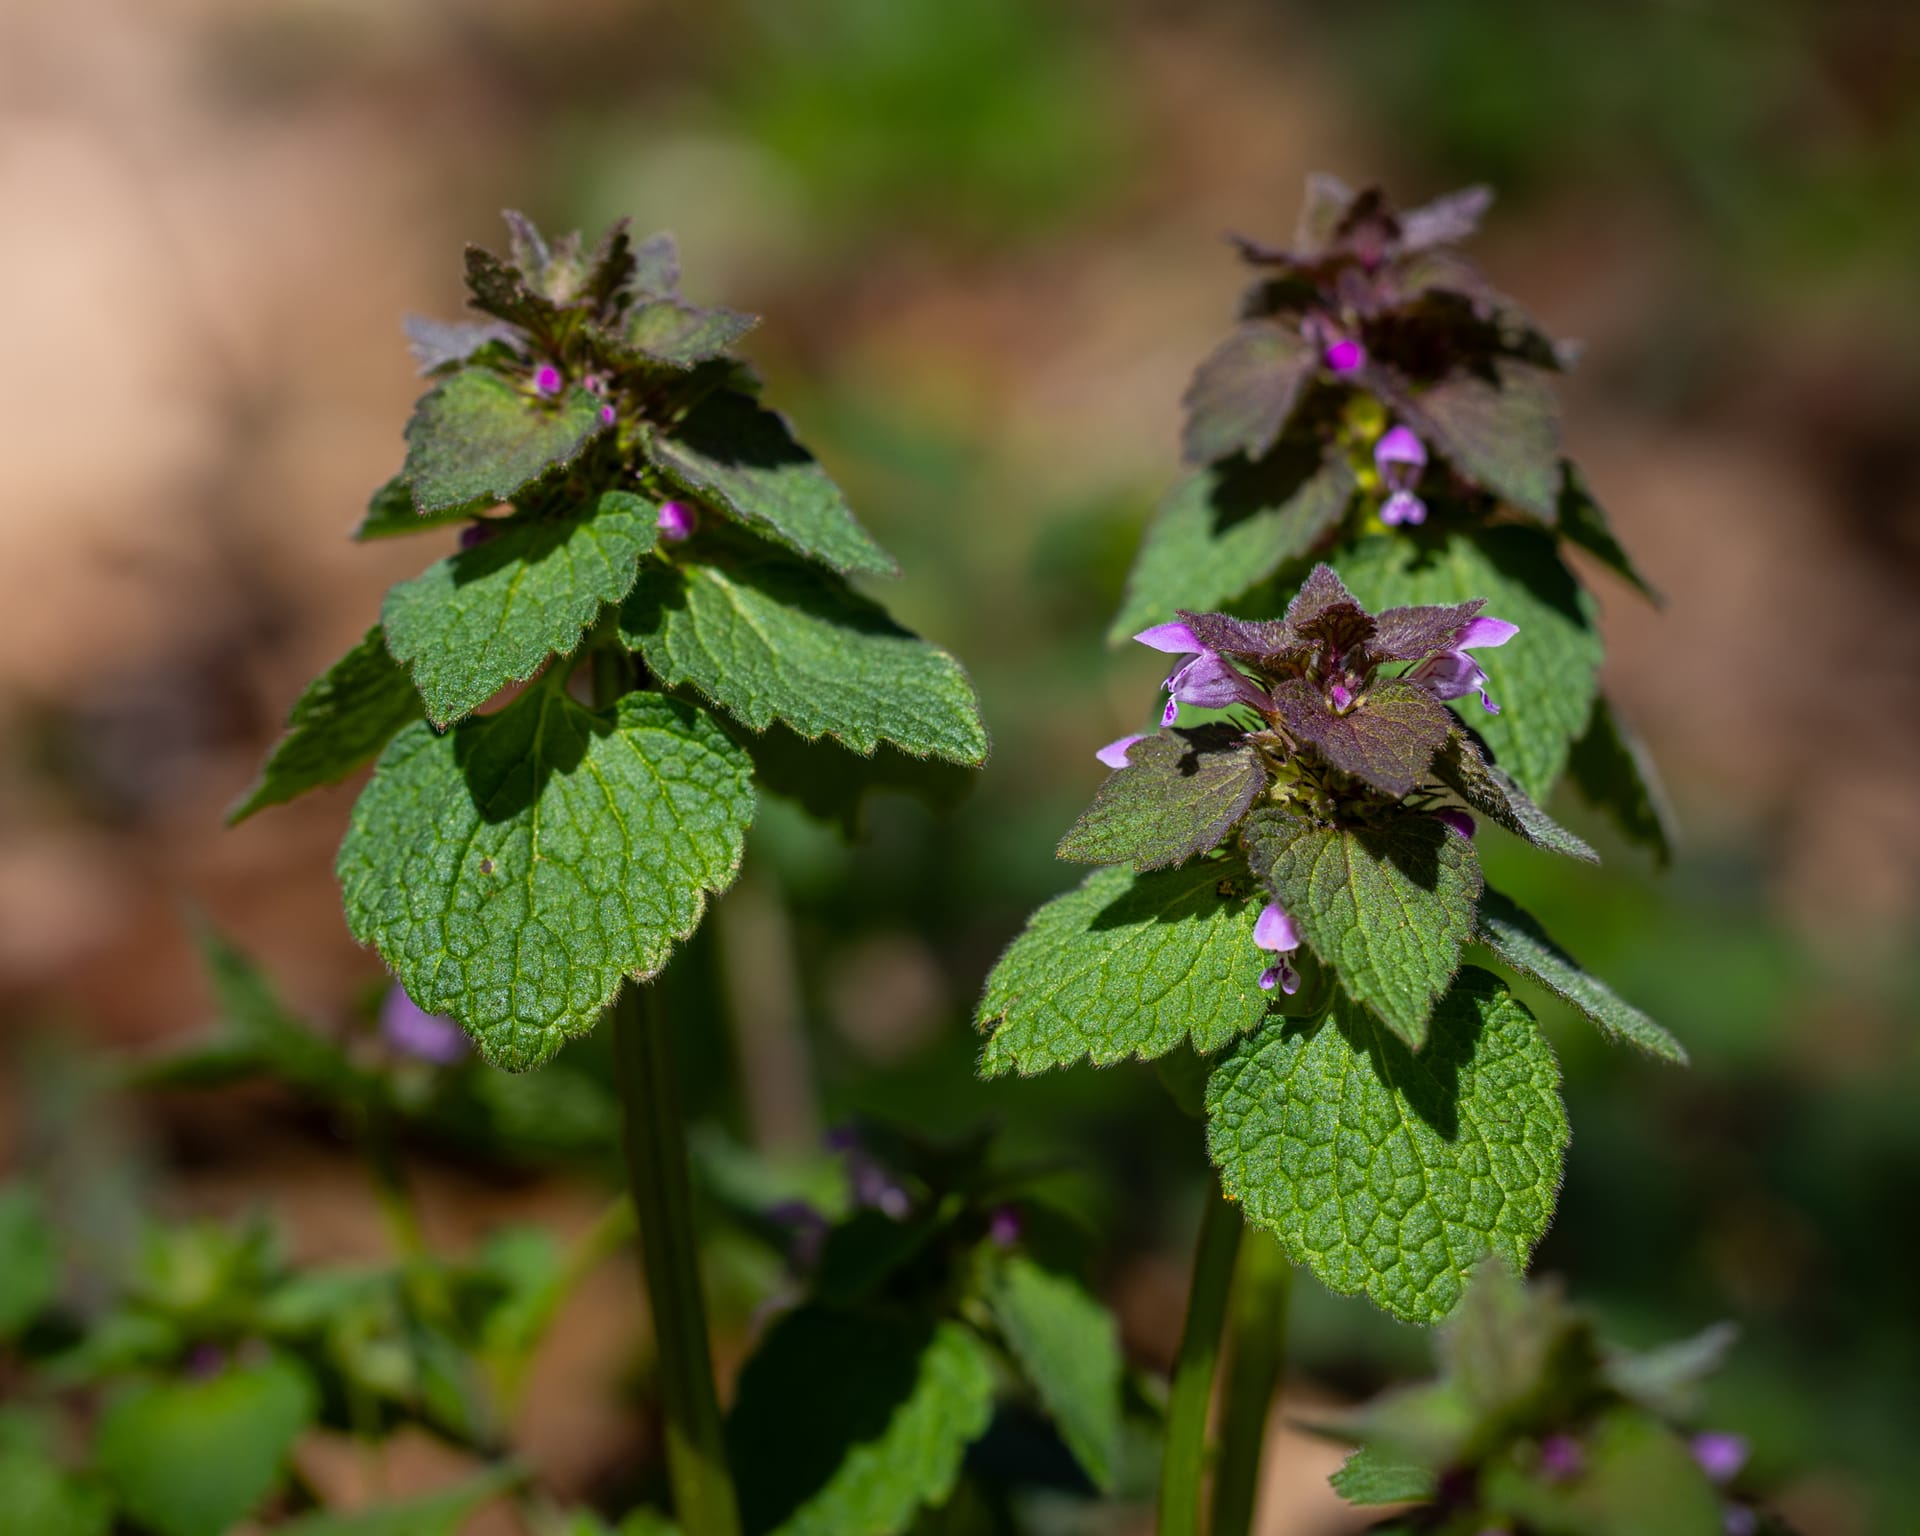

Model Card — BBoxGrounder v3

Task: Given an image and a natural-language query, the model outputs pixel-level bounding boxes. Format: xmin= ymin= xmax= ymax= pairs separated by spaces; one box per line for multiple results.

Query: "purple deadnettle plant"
xmin=230 ymin=210 xmax=989 ymax=1535
xmin=980 ymin=176 xmax=1689 ymax=1536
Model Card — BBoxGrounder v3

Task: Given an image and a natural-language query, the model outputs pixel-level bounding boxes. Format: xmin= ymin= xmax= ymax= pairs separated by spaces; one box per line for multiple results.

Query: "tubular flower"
xmin=1324 ymin=336 xmax=1366 ymax=374
xmin=532 ymin=363 xmax=563 ymax=396
xmin=656 ymin=500 xmax=698 ymax=543
xmin=1433 ymin=807 xmax=1477 ymax=841
xmin=1134 ymin=621 xmax=1275 ymax=727
xmin=1374 ymin=425 xmax=1428 ymax=526
xmin=1254 ymin=901 xmax=1303 ymax=994
xmin=1096 ymin=733 xmax=1148 ymax=768
xmin=1407 ymin=615 xmax=1518 ymax=714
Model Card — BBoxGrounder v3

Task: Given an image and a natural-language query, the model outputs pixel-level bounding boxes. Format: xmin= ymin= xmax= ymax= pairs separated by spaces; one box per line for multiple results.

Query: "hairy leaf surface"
xmin=728 ymin=1308 xmax=995 ymax=1536
xmin=1110 ymin=450 xmax=1353 ymax=643
xmin=1331 ymin=1445 xmax=1438 ymax=1505
xmin=1403 ymin=361 xmax=1561 ymax=521
xmin=1057 ymin=728 xmax=1266 ymax=872
xmin=1182 ymin=321 xmax=1318 ymax=465
xmin=354 ymin=475 xmax=481 ymax=541
xmin=1243 ymin=809 xmax=1482 ymax=1049
xmin=231 ymin=628 xmax=425 ymax=823
xmin=338 ymin=688 xmax=754 ymax=1072
xmin=1432 ymin=734 xmax=1597 ymax=863
xmin=1270 ymin=677 xmax=1454 ymax=798
xmin=977 ymin=861 xmax=1268 ymax=1075
xmin=985 ymin=1255 xmax=1123 ymax=1492
xmin=1475 ymin=888 xmax=1686 ymax=1064
xmin=625 ymin=298 xmax=758 ymax=368
xmin=647 ymin=392 xmax=895 ymax=577
xmin=621 ymin=537 xmax=986 ymax=763
xmin=1335 ymin=529 xmax=1601 ymax=799
xmin=403 ymin=369 xmax=608 ymax=515
xmin=1206 ymin=970 xmax=1568 ymax=1323
xmin=383 ymin=491 xmax=659 ymax=725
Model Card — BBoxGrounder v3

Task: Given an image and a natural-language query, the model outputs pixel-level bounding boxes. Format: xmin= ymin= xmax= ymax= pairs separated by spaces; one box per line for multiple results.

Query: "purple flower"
xmin=765 ymin=1200 xmax=830 ymax=1272
xmin=532 ymin=363 xmax=563 ymax=396
xmin=380 ymin=985 xmax=469 ymax=1065
xmin=1538 ymin=1433 xmax=1585 ymax=1481
xmin=1375 ymin=425 xmax=1428 ymax=526
xmin=1254 ymin=901 xmax=1302 ymax=995
xmin=1134 ymin=622 xmax=1274 ymax=727
xmin=1691 ymin=1432 xmax=1749 ymax=1486
xmin=1324 ymin=336 xmax=1366 ymax=373
xmin=458 ymin=520 xmax=501 ymax=551
xmin=1433 ymin=807 xmax=1476 ymax=840
xmin=184 ymin=1343 xmax=227 ymax=1380
xmin=1407 ymin=615 xmax=1518 ymax=714
xmin=1096 ymin=733 xmax=1147 ymax=769
xmin=656 ymin=500 xmax=698 ymax=544
xmin=988 ymin=1205 xmax=1023 ymax=1248
xmin=599 ymin=403 xmax=617 ymax=426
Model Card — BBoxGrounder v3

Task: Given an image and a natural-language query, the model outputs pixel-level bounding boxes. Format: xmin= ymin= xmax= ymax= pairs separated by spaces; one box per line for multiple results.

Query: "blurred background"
xmin=2 ymin=0 xmax=1917 ymax=1530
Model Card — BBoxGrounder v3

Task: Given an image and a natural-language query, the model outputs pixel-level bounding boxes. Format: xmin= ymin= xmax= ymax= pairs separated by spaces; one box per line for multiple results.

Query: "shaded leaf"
xmin=1331 ymin=1444 xmax=1437 ymax=1505
xmin=1474 ymin=888 xmax=1686 ymax=1065
xmin=96 ymin=1356 xmax=316 ymax=1536
xmin=1335 ymin=529 xmax=1602 ymax=799
xmin=0 ymin=1185 xmax=57 ymax=1340
xmin=230 ymin=627 xmax=425 ymax=823
xmin=383 ymin=490 xmax=659 ymax=726
xmin=337 ymin=687 xmax=754 ymax=1072
xmin=1056 ymin=728 xmax=1265 ymax=872
xmin=1270 ymin=677 xmax=1454 ymax=798
xmin=625 ymin=298 xmax=759 ymax=368
xmin=1432 ymin=734 xmax=1597 ymax=863
xmin=1604 ymin=1323 xmax=1738 ymax=1420
xmin=977 ymin=860 xmax=1269 ymax=1075
xmin=985 ymin=1255 xmax=1123 ymax=1491
xmin=1242 ymin=809 xmax=1482 ymax=1049
xmin=1402 ymin=361 xmax=1561 ymax=520
xmin=721 ymin=717 xmax=974 ymax=838
xmin=620 ymin=534 xmax=987 ymax=763
xmin=1182 ymin=321 xmax=1317 ymax=465
xmin=1557 ymin=463 xmax=1660 ymax=603
xmin=646 ymin=392 xmax=895 ymax=577
xmin=354 ymin=476 xmax=481 ymax=542
xmin=1567 ymin=696 xmax=1675 ymax=866
xmin=403 ymin=369 xmax=608 ymax=515
xmin=1109 ymin=450 xmax=1353 ymax=643
xmin=727 ymin=1308 xmax=994 ymax=1536
xmin=1206 ymin=970 xmax=1568 ymax=1324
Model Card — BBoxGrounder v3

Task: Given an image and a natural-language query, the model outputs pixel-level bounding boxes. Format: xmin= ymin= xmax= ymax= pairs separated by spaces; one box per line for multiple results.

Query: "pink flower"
xmin=1434 ymin=808 xmax=1476 ymax=840
xmin=656 ymin=500 xmax=698 ymax=543
xmin=1375 ymin=425 xmax=1428 ymax=526
xmin=1134 ymin=621 xmax=1275 ymax=727
xmin=1324 ymin=336 xmax=1366 ymax=373
xmin=1407 ymin=615 xmax=1518 ymax=714
xmin=1096 ymin=733 xmax=1148 ymax=769
xmin=532 ymin=363 xmax=563 ymax=396
xmin=1254 ymin=902 xmax=1302 ymax=995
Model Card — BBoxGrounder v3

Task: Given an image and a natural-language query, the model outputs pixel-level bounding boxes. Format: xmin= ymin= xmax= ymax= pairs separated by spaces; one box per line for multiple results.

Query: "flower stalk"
xmin=1159 ymin=1174 xmax=1244 ymax=1536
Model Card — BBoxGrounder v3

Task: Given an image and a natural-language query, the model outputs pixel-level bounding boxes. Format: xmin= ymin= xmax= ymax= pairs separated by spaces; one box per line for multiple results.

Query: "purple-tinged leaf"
xmin=404 ymin=316 xmax=519 ymax=376
xmin=1181 ymin=321 xmax=1318 ymax=466
xmin=462 ymin=245 xmax=555 ymax=334
xmin=502 ymin=209 xmax=549 ymax=274
xmin=1282 ymin=564 xmax=1375 ymax=658
xmin=1057 ymin=727 xmax=1266 ymax=872
xmin=1177 ymin=610 xmax=1298 ymax=666
xmin=1557 ymin=463 xmax=1661 ymax=603
xmin=1282 ymin=562 xmax=1364 ymax=629
xmin=1433 ymin=733 xmax=1598 ymax=863
xmin=631 ymin=231 xmax=681 ymax=297
xmin=1270 ymin=677 xmax=1453 ymax=797
xmin=581 ymin=217 xmax=636 ymax=312
xmin=1402 ymin=361 xmax=1563 ymax=521
xmin=1368 ymin=600 xmax=1487 ymax=662
xmin=1295 ymin=172 xmax=1357 ymax=255
xmin=1399 ymin=185 xmax=1494 ymax=251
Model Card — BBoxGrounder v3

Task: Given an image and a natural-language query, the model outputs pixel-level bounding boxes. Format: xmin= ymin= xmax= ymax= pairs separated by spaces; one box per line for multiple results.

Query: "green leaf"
xmin=354 ymin=475 xmax=479 ymax=541
xmin=0 ymin=1448 xmax=111 ymax=1536
xmin=1566 ymin=696 xmax=1675 ymax=866
xmin=1109 ymin=449 xmax=1353 ymax=643
xmin=620 ymin=534 xmax=987 ymax=763
xmin=1056 ymin=728 xmax=1266 ymax=872
xmin=1206 ymin=970 xmax=1569 ymax=1324
xmin=985 ymin=1255 xmax=1123 ymax=1492
xmin=96 ymin=1356 xmax=316 ymax=1536
xmin=402 ymin=369 xmax=608 ymax=515
xmin=722 ymin=718 xmax=974 ymax=837
xmin=0 ymin=1185 xmax=57 ymax=1341
xmin=337 ymin=686 xmax=754 ymax=1071
xmin=229 ymin=627 xmax=426 ymax=823
xmin=1402 ymin=361 xmax=1561 ymax=521
xmin=383 ymin=490 xmax=660 ymax=726
xmin=1432 ymin=734 xmax=1597 ymax=863
xmin=187 ymin=926 xmax=368 ymax=1097
xmin=645 ymin=392 xmax=896 ymax=578
xmin=1474 ymin=888 xmax=1687 ymax=1065
xmin=275 ymin=1466 xmax=523 ymax=1536
xmin=976 ymin=861 xmax=1269 ymax=1075
xmin=624 ymin=298 xmax=759 ymax=368
xmin=1334 ymin=528 xmax=1602 ymax=799
xmin=1331 ymin=1444 xmax=1436 ymax=1505
xmin=1557 ymin=463 xmax=1660 ymax=603
xmin=1242 ymin=809 xmax=1482 ymax=1050
xmin=1181 ymin=321 xmax=1317 ymax=465
xmin=1603 ymin=1323 xmax=1738 ymax=1420
xmin=727 ymin=1308 xmax=995 ymax=1536
xmin=1483 ymin=1406 xmax=1724 ymax=1536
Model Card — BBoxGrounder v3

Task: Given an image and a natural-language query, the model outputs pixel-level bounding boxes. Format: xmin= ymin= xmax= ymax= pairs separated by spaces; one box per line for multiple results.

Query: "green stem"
xmin=1159 ymin=1174 xmax=1244 ymax=1536
xmin=611 ymin=980 xmax=742 ymax=1536
xmin=1209 ymin=1233 xmax=1293 ymax=1536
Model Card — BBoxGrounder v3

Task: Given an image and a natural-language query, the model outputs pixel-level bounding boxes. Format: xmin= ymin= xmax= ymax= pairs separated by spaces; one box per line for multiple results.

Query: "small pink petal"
xmin=1134 ymin=621 xmax=1203 ymax=655
xmin=1324 ymin=337 xmax=1366 ymax=373
xmin=1254 ymin=902 xmax=1300 ymax=953
xmin=1096 ymin=733 xmax=1147 ymax=769
xmin=1381 ymin=490 xmax=1426 ymax=526
xmin=656 ymin=500 xmax=698 ymax=543
xmin=533 ymin=364 xmax=563 ymax=395
xmin=1161 ymin=696 xmax=1179 ymax=727
xmin=599 ymin=403 xmax=617 ymax=425
xmin=1456 ymin=616 xmax=1518 ymax=650
xmin=1374 ymin=425 xmax=1427 ymax=469
xmin=1434 ymin=808 xmax=1477 ymax=840
xmin=1329 ymin=682 xmax=1353 ymax=711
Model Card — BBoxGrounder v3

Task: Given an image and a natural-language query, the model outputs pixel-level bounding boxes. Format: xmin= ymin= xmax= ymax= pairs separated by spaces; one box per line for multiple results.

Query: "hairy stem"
xmin=1210 ymin=1232 xmax=1293 ymax=1536
xmin=612 ymin=981 xmax=741 ymax=1536
xmin=1159 ymin=1173 xmax=1244 ymax=1536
